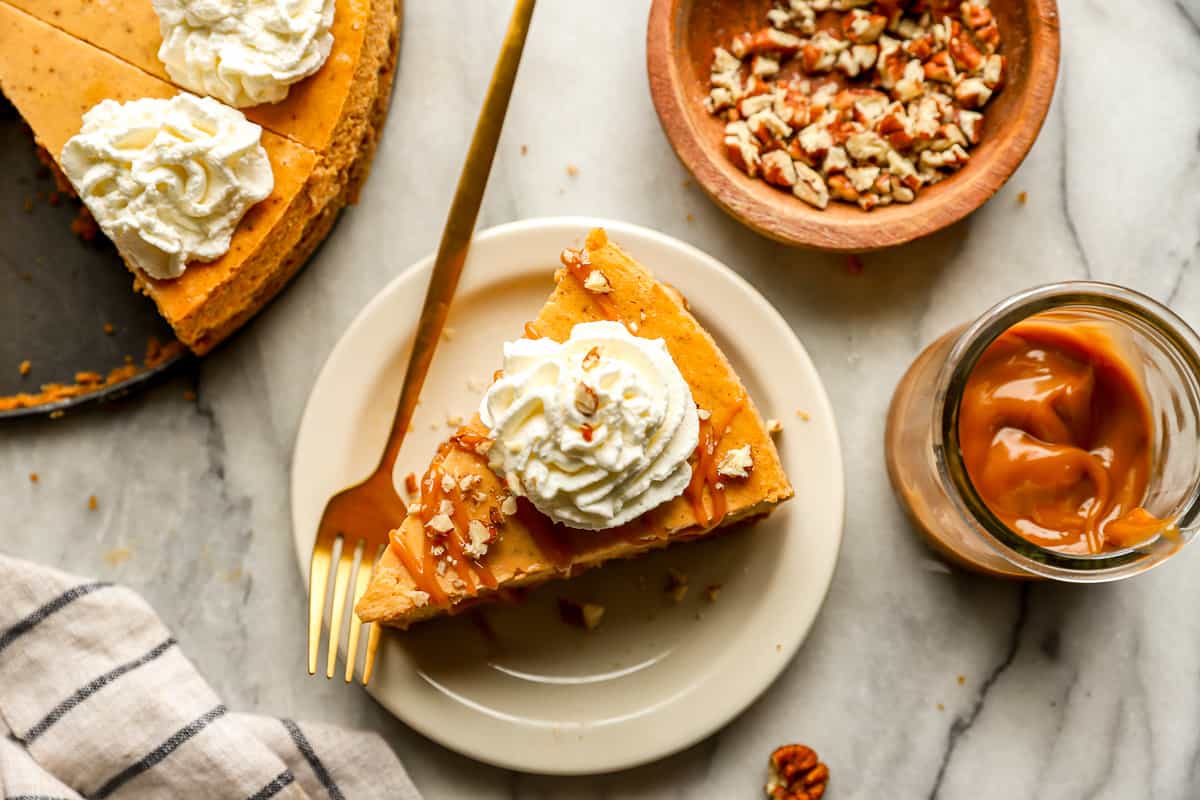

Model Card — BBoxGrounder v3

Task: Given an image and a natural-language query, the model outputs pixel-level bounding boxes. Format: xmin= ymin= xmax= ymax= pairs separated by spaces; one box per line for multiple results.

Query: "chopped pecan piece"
xmin=761 ymin=150 xmax=798 ymax=188
xmin=792 ymin=163 xmax=830 ymax=209
xmin=924 ymin=50 xmax=956 ymax=83
xmin=954 ymin=76 xmax=992 ymax=108
xmin=842 ymin=9 xmax=887 ymax=43
xmin=724 ymin=121 xmax=762 ymax=176
xmin=827 ymin=174 xmax=859 ymax=202
xmin=947 ymin=29 xmax=984 ymax=72
xmin=732 ymin=27 xmax=806 ymax=59
xmin=960 ymin=2 xmax=993 ymax=30
xmin=574 ymin=382 xmax=599 ymax=416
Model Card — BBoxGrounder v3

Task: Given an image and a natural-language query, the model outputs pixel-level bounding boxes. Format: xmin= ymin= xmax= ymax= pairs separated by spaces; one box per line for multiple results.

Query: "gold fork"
xmin=307 ymin=0 xmax=536 ymax=685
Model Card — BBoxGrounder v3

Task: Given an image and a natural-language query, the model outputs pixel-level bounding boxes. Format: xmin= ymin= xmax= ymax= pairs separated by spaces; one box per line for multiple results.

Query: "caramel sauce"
xmin=523 ymin=321 xmax=541 ymax=339
xmin=684 ymin=398 xmax=746 ymax=528
xmin=959 ymin=320 xmax=1166 ymax=554
xmin=387 ymin=528 xmax=448 ymax=607
xmin=388 ymin=431 xmax=500 ymax=605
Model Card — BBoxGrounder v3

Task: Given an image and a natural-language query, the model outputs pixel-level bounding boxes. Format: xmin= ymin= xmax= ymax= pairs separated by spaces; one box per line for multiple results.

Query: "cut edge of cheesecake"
xmin=356 ymin=229 xmax=793 ymax=629
xmin=0 ymin=0 xmax=401 ymax=355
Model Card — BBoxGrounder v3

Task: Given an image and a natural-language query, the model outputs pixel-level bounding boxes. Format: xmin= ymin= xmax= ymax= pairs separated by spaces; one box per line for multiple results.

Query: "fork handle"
xmin=379 ymin=0 xmax=537 ymax=476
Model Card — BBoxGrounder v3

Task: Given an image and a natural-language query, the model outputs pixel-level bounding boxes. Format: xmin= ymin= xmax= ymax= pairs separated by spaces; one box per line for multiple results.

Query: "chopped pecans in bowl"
xmin=706 ymin=0 xmax=1005 ymax=212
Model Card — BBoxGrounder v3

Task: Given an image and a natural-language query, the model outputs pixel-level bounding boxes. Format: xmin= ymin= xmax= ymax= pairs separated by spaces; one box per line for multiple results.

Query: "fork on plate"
xmin=306 ymin=0 xmax=536 ymax=685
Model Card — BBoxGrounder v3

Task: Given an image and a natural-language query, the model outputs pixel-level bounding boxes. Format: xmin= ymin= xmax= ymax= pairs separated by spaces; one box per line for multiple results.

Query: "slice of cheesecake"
xmin=356 ymin=229 xmax=794 ymax=629
xmin=0 ymin=0 xmax=399 ymax=353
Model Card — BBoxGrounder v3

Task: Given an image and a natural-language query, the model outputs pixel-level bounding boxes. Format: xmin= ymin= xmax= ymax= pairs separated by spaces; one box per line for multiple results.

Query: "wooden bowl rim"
xmin=646 ymin=0 xmax=1061 ymax=252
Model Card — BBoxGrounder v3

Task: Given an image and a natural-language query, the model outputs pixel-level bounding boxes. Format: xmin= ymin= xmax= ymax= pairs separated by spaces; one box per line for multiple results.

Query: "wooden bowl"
xmin=647 ymin=0 xmax=1061 ymax=252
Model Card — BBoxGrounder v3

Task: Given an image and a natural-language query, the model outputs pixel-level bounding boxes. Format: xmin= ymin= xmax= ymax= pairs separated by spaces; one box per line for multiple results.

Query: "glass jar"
xmin=886 ymin=282 xmax=1200 ymax=582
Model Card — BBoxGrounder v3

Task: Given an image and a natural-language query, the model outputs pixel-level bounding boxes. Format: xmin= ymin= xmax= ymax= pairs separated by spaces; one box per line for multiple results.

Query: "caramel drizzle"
xmin=685 ymin=397 xmax=746 ymax=528
xmin=388 ymin=431 xmax=500 ymax=606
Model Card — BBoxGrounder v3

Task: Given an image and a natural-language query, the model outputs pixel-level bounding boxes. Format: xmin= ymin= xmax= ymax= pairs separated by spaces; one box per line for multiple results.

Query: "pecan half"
xmin=766 ymin=744 xmax=830 ymax=800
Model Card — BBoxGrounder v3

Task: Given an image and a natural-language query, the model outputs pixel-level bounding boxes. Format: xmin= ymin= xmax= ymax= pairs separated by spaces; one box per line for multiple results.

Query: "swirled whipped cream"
xmin=480 ymin=321 xmax=700 ymax=530
xmin=153 ymin=0 xmax=336 ymax=107
xmin=60 ymin=94 xmax=274 ymax=280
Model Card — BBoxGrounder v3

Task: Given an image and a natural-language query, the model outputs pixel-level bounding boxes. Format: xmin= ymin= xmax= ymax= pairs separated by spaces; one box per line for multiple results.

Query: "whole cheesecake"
xmin=0 ymin=0 xmax=401 ymax=354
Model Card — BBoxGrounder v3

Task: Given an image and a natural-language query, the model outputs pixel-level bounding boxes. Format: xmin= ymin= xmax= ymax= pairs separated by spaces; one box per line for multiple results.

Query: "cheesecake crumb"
xmin=686 ymin=213 xmax=695 ymax=223
xmin=104 ymin=547 xmax=132 ymax=567
xmin=520 ymin=144 xmax=528 ymax=156
xmin=1018 ymin=191 xmax=1028 ymax=204
xmin=566 ymin=164 xmax=579 ymax=177
xmin=558 ymin=597 xmax=605 ymax=630
xmin=937 ymin=703 xmax=945 ymax=711
xmin=446 ymin=414 xmax=463 ymax=427
xmin=19 ymin=360 xmax=31 ymax=377
xmin=71 ymin=207 xmax=100 ymax=241
xmin=29 ymin=472 xmax=38 ymax=483
xmin=665 ymin=568 xmax=689 ymax=603
xmin=1 ymin=339 xmax=186 ymax=413
xmin=957 ymin=674 xmax=966 ymax=685
xmin=442 ymin=326 xmax=456 ymax=341
xmin=87 ymin=494 xmax=98 ymax=511
xmin=102 ymin=323 xmax=115 ymax=335
xmin=796 ymin=409 xmax=811 ymax=421
xmin=703 ymin=584 xmax=723 ymax=603
xmin=766 ymin=418 xmax=783 ymax=434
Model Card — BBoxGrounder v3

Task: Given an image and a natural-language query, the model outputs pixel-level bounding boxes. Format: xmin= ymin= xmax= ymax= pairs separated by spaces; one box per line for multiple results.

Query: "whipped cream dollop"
xmin=60 ymin=94 xmax=274 ymax=280
xmin=480 ymin=321 xmax=700 ymax=530
xmin=154 ymin=0 xmax=336 ymax=107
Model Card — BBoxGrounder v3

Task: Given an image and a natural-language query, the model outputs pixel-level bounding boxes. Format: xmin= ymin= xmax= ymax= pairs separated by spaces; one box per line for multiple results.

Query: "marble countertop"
xmin=6 ymin=1 xmax=1200 ymax=797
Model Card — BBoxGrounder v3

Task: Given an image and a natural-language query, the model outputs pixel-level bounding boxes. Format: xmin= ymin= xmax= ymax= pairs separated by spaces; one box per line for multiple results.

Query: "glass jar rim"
xmin=931 ymin=281 xmax=1200 ymax=581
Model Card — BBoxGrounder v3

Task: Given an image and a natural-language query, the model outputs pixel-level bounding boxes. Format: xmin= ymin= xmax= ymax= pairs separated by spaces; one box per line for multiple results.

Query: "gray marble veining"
xmin=4 ymin=1 xmax=1200 ymax=797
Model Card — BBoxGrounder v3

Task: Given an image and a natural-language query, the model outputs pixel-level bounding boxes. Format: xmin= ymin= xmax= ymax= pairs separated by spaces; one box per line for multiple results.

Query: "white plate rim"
xmin=291 ymin=216 xmax=845 ymax=774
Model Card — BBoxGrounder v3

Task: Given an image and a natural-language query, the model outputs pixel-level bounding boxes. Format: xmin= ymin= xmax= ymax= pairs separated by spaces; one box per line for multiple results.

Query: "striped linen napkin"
xmin=0 ymin=554 xmax=421 ymax=800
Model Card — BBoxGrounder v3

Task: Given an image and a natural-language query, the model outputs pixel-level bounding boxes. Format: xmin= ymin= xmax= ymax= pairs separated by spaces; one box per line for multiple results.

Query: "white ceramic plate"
xmin=291 ymin=218 xmax=844 ymax=775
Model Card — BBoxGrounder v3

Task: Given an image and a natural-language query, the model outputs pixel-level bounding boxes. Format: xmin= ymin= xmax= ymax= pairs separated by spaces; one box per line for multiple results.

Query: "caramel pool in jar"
xmin=958 ymin=318 xmax=1165 ymax=556
xmin=886 ymin=283 xmax=1200 ymax=583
